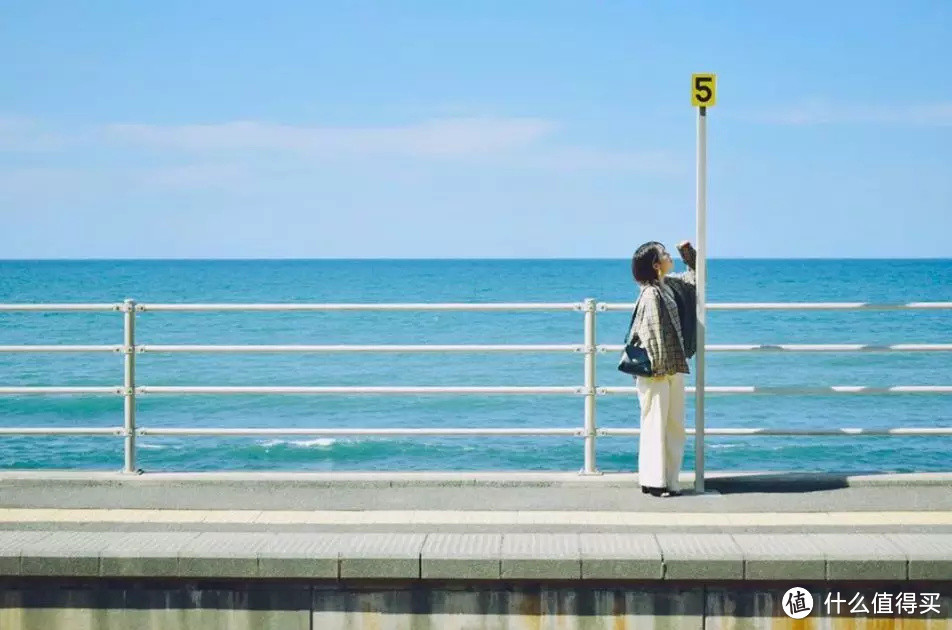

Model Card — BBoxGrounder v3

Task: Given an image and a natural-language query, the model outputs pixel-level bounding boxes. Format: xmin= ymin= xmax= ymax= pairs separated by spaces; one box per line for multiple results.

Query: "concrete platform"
xmin=2 ymin=529 xmax=952 ymax=581
xmin=2 ymin=471 xmax=952 ymax=514
xmin=1 ymin=471 xmax=951 ymax=583
xmin=4 ymin=469 xmax=952 ymax=488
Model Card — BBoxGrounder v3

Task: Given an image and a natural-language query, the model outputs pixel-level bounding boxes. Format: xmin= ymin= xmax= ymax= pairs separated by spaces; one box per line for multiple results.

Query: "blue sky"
xmin=1 ymin=1 xmax=949 ymax=259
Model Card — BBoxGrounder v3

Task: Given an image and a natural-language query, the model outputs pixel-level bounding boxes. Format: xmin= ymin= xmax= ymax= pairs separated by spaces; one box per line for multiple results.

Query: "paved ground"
xmin=2 ymin=480 xmax=952 ymax=512
xmin=1 ymin=472 xmax=951 ymax=583
xmin=1 ymin=471 xmax=951 ymax=534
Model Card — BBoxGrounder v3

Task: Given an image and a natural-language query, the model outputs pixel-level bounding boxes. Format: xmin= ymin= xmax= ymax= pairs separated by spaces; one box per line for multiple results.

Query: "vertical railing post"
xmin=122 ymin=298 xmax=138 ymax=474
xmin=580 ymin=298 xmax=600 ymax=475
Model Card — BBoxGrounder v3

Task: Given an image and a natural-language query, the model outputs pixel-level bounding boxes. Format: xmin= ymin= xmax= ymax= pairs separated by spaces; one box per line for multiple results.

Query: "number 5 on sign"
xmin=692 ymin=74 xmax=716 ymax=107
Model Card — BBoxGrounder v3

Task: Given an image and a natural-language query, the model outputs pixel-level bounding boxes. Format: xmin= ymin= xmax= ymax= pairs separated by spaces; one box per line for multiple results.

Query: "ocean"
xmin=0 ymin=259 xmax=950 ymax=473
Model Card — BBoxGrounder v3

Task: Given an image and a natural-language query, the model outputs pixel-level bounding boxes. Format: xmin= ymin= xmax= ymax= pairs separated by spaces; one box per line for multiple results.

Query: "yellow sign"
xmin=691 ymin=74 xmax=717 ymax=107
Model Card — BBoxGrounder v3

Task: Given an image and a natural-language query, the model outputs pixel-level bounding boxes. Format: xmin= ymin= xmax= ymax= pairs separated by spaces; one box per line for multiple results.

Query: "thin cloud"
xmin=0 ymin=166 xmax=92 ymax=194
xmin=0 ymin=116 xmax=682 ymax=190
xmin=0 ymin=117 xmax=78 ymax=151
xmin=511 ymin=147 xmax=683 ymax=174
xmin=740 ymin=100 xmax=952 ymax=126
xmin=104 ymin=118 xmax=558 ymax=157
xmin=102 ymin=118 xmax=681 ymax=173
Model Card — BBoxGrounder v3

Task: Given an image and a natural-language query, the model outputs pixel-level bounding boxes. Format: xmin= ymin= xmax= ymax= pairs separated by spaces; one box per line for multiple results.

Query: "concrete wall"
xmin=2 ymin=580 xmax=950 ymax=630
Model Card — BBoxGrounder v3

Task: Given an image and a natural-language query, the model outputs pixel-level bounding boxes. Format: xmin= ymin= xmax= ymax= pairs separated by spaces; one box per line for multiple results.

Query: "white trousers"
xmin=635 ymin=373 xmax=686 ymax=491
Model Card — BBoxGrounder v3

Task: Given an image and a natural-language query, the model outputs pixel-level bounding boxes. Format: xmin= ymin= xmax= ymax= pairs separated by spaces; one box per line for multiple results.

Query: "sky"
xmin=1 ymin=1 xmax=950 ymax=259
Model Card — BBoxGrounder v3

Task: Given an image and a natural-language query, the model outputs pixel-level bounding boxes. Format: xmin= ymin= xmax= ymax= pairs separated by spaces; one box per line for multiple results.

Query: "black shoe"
xmin=661 ymin=490 xmax=682 ymax=498
xmin=642 ymin=486 xmax=665 ymax=497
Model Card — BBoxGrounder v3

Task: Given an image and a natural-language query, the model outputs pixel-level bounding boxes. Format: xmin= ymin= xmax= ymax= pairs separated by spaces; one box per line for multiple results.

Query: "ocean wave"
xmin=260 ymin=438 xmax=337 ymax=449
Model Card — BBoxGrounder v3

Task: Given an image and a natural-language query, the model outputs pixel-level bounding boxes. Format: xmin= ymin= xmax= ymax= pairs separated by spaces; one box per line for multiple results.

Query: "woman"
xmin=629 ymin=240 xmax=697 ymax=497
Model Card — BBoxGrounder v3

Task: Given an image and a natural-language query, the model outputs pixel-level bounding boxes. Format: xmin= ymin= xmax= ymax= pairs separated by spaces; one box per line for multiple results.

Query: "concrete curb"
xmin=2 ymin=530 xmax=951 ymax=581
xmin=1 ymin=470 xmax=950 ymax=489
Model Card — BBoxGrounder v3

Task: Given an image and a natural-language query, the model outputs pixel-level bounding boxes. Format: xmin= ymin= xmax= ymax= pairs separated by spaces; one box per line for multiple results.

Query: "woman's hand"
xmin=676 ymin=240 xmax=697 ymax=270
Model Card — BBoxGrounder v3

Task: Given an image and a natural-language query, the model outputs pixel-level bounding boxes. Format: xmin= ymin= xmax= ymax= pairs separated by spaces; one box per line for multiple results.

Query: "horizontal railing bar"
xmin=3 ymin=301 xmax=950 ymax=312
xmin=599 ymin=302 xmax=952 ymax=311
xmin=1 ymin=426 xmax=947 ymax=437
xmin=598 ymin=427 xmax=952 ymax=436
xmin=0 ymin=304 xmax=122 ymax=312
xmin=0 ymin=427 xmax=124 ymax=436
xmin=138 ymin=344 xmax=584 ymax=353
xmin=137 ymin=302 xmax=582 ymax=312
xmin=710 ymin=302 xmax=952 ymax=310
xmin=18 ymin=344 xmax=952 ymax=355
xmin=137 ymin=427 xmax=582 ymax=436
xmin=599 ymin=386 xmax=952 ymax=395
xmin=4 ymin=385 xmax=949 ymax=396
xmin=0 ymin=345 xmax=123 ymax=353
xmin=0 ymin=387 xmax=123 ymax=395
xmin=137 ymin=386 xmax=583 ymax=395
xmin=598 ymin=343 xmax=952 ymax=353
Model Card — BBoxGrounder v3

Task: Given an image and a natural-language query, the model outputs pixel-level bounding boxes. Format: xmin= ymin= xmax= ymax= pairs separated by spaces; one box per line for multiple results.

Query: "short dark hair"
xmin=631 ymin=241 xmax=664 ymax=285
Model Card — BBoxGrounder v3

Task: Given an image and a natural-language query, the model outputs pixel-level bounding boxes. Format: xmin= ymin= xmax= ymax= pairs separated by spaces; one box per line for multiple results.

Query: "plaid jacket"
xmin=629 ymin=271 xmax=694 ymax=376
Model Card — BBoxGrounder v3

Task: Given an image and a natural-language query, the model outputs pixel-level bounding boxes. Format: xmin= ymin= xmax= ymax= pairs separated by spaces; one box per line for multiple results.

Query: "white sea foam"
xmin=260 ymin=438 xmax=337 ymax=448
xmin=290 ymin=438 xmax=336 ymax=448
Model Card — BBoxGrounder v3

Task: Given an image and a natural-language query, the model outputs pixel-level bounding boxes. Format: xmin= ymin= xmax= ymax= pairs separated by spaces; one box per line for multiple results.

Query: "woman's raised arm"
xmin=665 ymin=240 xmax=697 ymax=289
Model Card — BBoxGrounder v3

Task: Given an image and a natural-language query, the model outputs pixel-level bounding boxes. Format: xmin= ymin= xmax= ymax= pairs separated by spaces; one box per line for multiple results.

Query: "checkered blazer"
xmin=629 ymin=278 xmax=690 ymax=376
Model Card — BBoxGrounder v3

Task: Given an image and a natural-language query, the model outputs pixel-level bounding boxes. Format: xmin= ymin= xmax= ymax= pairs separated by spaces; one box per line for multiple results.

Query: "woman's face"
xmin=653 ymin=247 xmax=674 ymax=278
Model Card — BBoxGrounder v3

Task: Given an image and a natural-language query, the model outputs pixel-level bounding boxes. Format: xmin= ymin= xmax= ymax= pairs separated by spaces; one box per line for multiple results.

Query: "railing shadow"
xmin=704 ymin=471 xmax=869 ymax=494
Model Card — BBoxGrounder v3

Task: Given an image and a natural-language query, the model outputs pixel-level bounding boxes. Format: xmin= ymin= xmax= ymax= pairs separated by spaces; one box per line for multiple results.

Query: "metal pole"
xmin=581 ymin=297 xmax=600 ymax=474
xmin=122 ymin=298 xmax=138 ymax=473
xmin=695 ymin=107 xmax=707 ymax=493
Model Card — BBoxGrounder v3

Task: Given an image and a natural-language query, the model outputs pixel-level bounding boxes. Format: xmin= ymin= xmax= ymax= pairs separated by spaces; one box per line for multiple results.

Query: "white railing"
xmin=1 ymin=299 xmax=951 ymax=479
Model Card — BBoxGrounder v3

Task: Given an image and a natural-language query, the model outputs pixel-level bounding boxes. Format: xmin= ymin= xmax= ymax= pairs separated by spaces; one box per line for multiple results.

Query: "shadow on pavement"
xmin=704 ymin=472 xmax=858 ymax=494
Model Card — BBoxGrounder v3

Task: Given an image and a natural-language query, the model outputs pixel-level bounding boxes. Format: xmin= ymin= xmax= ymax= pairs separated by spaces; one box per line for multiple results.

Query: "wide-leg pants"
xmin=635 ymin=373 xmax=686 ymax=491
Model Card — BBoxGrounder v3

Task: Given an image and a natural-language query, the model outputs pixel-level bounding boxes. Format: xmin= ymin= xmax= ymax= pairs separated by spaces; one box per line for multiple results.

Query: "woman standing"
xmin=629 ymin=240 xmax=697 ymax=497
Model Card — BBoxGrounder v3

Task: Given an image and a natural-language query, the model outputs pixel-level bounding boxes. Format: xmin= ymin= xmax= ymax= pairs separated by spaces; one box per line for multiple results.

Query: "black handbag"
xmin=617 ymin=291 xmax=659 ymax=376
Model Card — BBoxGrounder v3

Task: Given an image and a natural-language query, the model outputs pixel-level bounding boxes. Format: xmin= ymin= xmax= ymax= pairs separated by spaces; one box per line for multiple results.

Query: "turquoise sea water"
xmin=0 ymin=259 xmax=950 ymax=473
